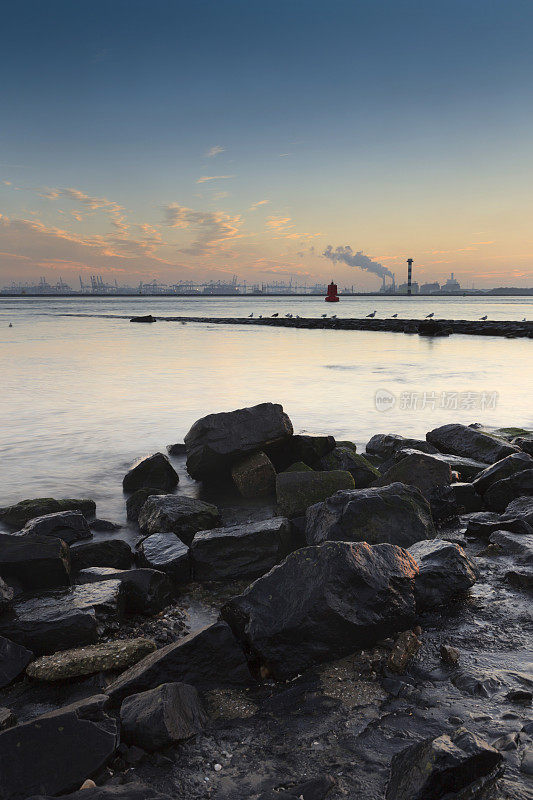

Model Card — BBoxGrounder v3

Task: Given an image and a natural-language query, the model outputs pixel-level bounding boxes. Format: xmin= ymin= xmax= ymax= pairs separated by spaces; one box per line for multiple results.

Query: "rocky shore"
xmin=0 ymin=405 xmax=531 ymax=799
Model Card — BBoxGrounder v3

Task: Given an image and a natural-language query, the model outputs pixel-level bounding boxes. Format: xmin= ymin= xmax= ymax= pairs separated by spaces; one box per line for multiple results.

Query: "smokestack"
xmin=407 ymin=258 xmax=413 ymax=296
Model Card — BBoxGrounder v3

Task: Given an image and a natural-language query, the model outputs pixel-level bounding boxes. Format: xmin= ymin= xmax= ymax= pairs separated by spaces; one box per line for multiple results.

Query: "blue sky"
xmin=1 ymin=0 xmax=533 ymax=288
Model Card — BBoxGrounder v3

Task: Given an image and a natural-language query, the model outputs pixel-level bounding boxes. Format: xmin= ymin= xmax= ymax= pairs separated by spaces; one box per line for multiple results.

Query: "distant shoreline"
xmin=1 ymin=291 xmax=533 ymax=299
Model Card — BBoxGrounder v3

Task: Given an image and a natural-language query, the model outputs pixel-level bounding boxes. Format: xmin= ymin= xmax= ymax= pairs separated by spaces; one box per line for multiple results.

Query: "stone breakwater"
xmin=0 ymin=406 xmax=532 ymax=799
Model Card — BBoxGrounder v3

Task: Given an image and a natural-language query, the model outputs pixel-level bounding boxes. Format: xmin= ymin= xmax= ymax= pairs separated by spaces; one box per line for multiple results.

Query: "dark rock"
xmin=463 ymin=510 xmax=532 ymax=538
xmin=167 ymin=442 xmax=186 ymax=456
xmin=283 ymin=461 xmax=314 ymax=472
xmin=70 ymin=539 xmax=133 ymax=571
xmin=0 ymin=532 xmax=71 ymax=591
xmin=90 ymin=519 xmax=122 ymax=532
xmin=123 ymin=452 xmax=179 ymax=493
xmin=0 ymin=695 xmax=118 ymax=798
xmin=120 ymin=682 xmax=208 ymax=751
xmin=191 ymin=517 xmax=292 ymax=581
xmin=27 ymin=638 xmax=157 ymax=681
xmin=408 ymin=539 xmax=479 ymax=609
xmin=107 ymin=621 xmax=251 ymax=704
xmin=126 ymin=488 xmax=159 ymax=522
xmin=506 ymin=689 xmax=532 ymax=704
xmin=387 ymin=630 xmax=421 ymax=674
xmin=472 ymin=452 xmax=533 ymax=494
xmin=452 ymin=670 xmax=501 ymax=697
xmin=77 ymin=567 xmax=173 ymax=613
xmin=0 ymin=497 xmax=95 ymax=528
xmin=501 ymin=495 xmax=533 ymax=527
xmin=137 ymin=534 xmax=190 ymax=584
xmin=221 ymin=541 xmax=418 ymax=680
xmin=489 ymin=530 xmax=533 ymax=563
xmin=450 ymin=482 xmax=484 ymax=513
xmin=484 ymin=470 xmax=533 ymax=511
xmin=27 ymin=784 xmax=174 ymax=799
xmin=0 ymin=635 xmax=32 ymax=688
xmin=276 ymin=469 xmax=355 ymax=517
xmin=387 ymin=447 xmax=487 ymax=480
xmin=276 ymin=434 xmax=336 ymax=469
xmin=505 ymin=569 xmax=533 ymax=593
xmin=426 ymin=423 xmax=520 ymax=463
xmin=305 ymin=483 xmax=435 ymax=548
xmin=257 ymin=776 xmax=336 ymax=800
xmin=386 ymin=726 xmax=503 ymax=800
xmin=440 ymin=644 xmax=460 ymax=665
xmin=138 ymin=495 xmax=220 ymax=545
xmin=318 ymin=447 xmax=379 ymax=488
xmin=376 ymin=452 xmax=452 ymax=499
xmin=366 ymin=433 xmax=438 ymax=459
xmin=417 ymin=319 xmax=450 ymax=336
xmin=513 ymin=436 xmax=533 ymax=455
xmin=231 ymin=451 xmax=276 ymax=497
xmin=0 ymin=576 xmax=13 ymax=612
xmin=184 ymin=402 xmax=293 ymax=479
xmin=130 ymin=314 xmax=156 ymax=322
xmin=20 ymin=510 xmax=92 ymax=544
xmin=0 ymin=707 xmax=16 ymax=730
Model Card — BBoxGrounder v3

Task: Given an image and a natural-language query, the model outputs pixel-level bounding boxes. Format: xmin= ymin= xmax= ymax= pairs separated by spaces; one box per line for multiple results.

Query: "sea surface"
xmin=1 ymin=295 xmax=532 ymax=529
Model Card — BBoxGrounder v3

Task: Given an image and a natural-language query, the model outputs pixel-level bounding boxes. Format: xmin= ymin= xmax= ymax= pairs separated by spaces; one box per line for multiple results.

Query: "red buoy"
xmin=325 ymin=280 xmax=339 ymax=302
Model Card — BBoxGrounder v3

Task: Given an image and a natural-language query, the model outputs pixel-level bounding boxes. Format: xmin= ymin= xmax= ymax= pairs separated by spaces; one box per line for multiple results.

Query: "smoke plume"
xmin=323 ymin=245 xmax=393 ymax=279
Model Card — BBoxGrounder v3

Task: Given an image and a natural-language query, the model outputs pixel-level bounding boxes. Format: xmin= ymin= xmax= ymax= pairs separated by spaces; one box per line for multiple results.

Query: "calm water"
xmin=1 ymin=296 xmax=532 ymax=527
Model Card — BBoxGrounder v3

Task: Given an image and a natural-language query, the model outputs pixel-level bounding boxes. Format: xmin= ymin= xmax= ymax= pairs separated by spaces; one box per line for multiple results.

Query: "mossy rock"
xmin=276 ymin=469 xmax=354 ymax=517
xmin=283 ymin=461 xmax=314 ymax=473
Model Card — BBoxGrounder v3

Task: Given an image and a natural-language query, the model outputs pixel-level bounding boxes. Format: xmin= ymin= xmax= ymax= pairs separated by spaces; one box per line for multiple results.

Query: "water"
xmin=1 ymin=296 xmax=532 ymax=526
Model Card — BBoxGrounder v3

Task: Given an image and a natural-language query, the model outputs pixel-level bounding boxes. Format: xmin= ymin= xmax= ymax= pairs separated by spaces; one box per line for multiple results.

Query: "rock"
xmin=387 ymin=630 xmax=421 ymax=674
xmin=386 ymin=727 xmax=503 ymax=800
xmin=257 ymin=776 xmax=336 ymax=800
xmin=0 ymin=635 xmax=33 ymax=688
xmin=489 ymin=530 xmax=533 ymax=563
xmin=137 ymin=534 xmax=190 ymax=583
xmin=305 ymin=483 xmax=435 ymax=548
xmin=126 ymin=488 xmax=159 ymax=522
xmin=184 ymin=402 xmax=293 ymax=479
xmin=276 ymin=434 xmax=336 ymax=469
xmin=502 ymin=495 xmax=533 ymax=527
xmin=107 ymin=621 xmax=251 ymax=705
xmin=231 ymin=451 xmax=276 ymax=497
xmin=0 ymin=532 xmax=71 ymax=591
xmin=521 ymin=748 xmax=533 ymax=776
xmin=276 ymin=469 xmax=355 ymax=517
xmin=123 ymin=453 xmax=179 ymax=493
xmin=472 ymin=452 xmax=533 ymax=494
xmin=0 ymin=695 xmax=118 ymax=799
xmin=449 ymin=482 xmax=484 ymax=513
xmin=20 ymin=510 xmax=92 ymax=544
xmin=452 ymin=669 xmax=501 ymax=697
xmin=440 ymin=644 xmax=460 ymax=665
xmin=376 ymin=452 xmax=452 ymax=499
xmin=70 ymin=539 xmax=133 ymax=571
xmin=513 ymin=436 xmax=533 ymax=455
xmin=191 ymin=517 xmax=292 ymax=581
xmin=408 ymin=539 xmax=479 ymax=609
xmin=0 ymin=577 xmax=13 ymax=612
xmin=27 ymin=638 xmax=157 ymax=681
xmin=389 ymin=448 xmax=487 ymax=480
xmin=90 ymin=519 xmax=121 ymax=532
xmin=167 ymin=442 xmax=186 ymax=456
xmin=318 ymin=447 xmax=380 ymax=488
xmin=221 ymin=541 xmax=418 ymax=680
xmin=0 ymin=707 xmax=16 ymax=730
xmin=130 ymin=314 xmax=156 ymax=322
xmin=366 ymin=433 xmax=438 ymax=459
xmin=283 ymin=461 xmax=314 ymax=472
xmin=120 ymin=681 xmax=208 ymax=751
xmin=138 ymin=495 xmax=220 ymax=545
xmin=505 ymin=569 xmax=533 ymax=593
xmin=76 ymin=567 xmax=173 ymax=613
xmin=506 ymin=688 xmax=532 ymax=704
xmin=27 ymin=784 xmax=174 ymax=799
xmin=484 ymin=470 xmax=533 ymax=511
xmin=0 ymin=497 xmax=95 ymax=528
xmin=463 ymin=510 xmax=532 ymax=538
xmin=426 ymin=423 xmax=520 ymax=463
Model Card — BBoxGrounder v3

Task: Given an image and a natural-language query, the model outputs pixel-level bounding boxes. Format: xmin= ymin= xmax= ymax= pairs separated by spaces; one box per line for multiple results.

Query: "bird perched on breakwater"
xmin=366 ymin=310 xmax=377 ymax=318
xmin=248 ymin=312 xmax=254 ymax=318
xmin=285 ymin=313 xmax=293 ymax=318
xmin=321 ymin=313 xmax=327 ymax=318
xmin=8 ymin=323 xmax=12 ymax=327
xmin=480 ymin=315 xmax=488 ymax=320
xmin=259 ymin=315 xmax=262 ymax=319
xmin=426 ymin=312 xmax=435 ymax=319
xmin=272 ymin=313 xmax=279 ymax=317
xmin=331 ymin=315 xmax=337 ymax=319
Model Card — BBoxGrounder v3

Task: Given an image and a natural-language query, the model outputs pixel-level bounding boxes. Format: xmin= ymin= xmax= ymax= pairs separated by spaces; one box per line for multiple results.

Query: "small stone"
xmin=440 ymin=644 xmax=460 ymax=665
xmin=214 ymin=763 xmax=222 ymax=771
xmin=387 ymin=631 xmax=421 ymax=674
xmin=506 ymin=688 xmax=532 ymax=705
xmin=0 ymin=707 xmax=16 ymax=730
xmin=80 ymin=779 xmax=97 ymax=789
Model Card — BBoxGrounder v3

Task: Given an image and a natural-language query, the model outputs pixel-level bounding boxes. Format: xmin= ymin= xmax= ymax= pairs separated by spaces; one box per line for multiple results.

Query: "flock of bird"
xmin=245 ymin=311 xmax=507 ymax=321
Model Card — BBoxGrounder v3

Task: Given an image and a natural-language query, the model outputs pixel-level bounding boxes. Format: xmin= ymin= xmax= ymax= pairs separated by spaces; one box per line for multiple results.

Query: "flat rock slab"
xmin=27 ymin=638 xmax=157 ymax=681
xmin=376 ymin=452 xmax=452 ymax=497
xmin=388 ymin=447 xmax=487 ymax=480
xmin=0 ymin=532 xmax=71 ymax=591
xmin=70 ymin=539 xmax=133 ymax=571
xmin=426 ymin=423 xmax=520 ymax=464
xmin=138 ymin=495 xmax=220 ymax=545
xmin=0 ymin=635 xmax=33 ymax=689
xmin=276 ymin=469 xmax=355 ymax=517
xmin=489 ymin=530 xmax=533 ymax=564
xmin=473 ymin=452 xmax=533 ymax=494
xmin=408 ymin=538 xmax=479 ymax=609
xmin=0 ymin=497 xmax=96 ymax=529
xmin=76 ymin=567 xmax=173 ymax=613
xmin=191 ymin=517 xmax=292 ymax=580
xmin=366 ymin=433 xmax=438 ymax=459
xmin=20 ymin=510 xmax=92 ymax=544
xmin=138 ymin=534 xmax=190 ymax=584
xmin=502 ymin=496 xmax=533 ymax=527
xmin=123 ymin=452 xmax=179 ymax=493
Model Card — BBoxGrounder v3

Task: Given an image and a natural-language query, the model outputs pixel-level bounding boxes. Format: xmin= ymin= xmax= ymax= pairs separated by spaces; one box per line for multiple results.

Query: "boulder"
xmin=0 ymin=533 xmax=71 ymax=591
xmin=107 ymin=621 xmax=251 ymax=705
xmin=76 ymin=567 xmax=173 ymax=613
xmin=27 ymin=638 xmax=157 ymax=681
xmin=0 ymin=635 xmax=32 ymax=688
xmin=426 ymin=423 xmax=520 ymax=463
xmin=275 ymin=434 xmax=336 ymax=469
xmin=221 ymin=541 xmax=418 ymax=680
xmin=0 ymin=708 xmax=15 ymax=731
xmin=0 ymin=695 xmax=118 ymax=799
xmin=386 ymin=727 xmax=503 ymax=800
xmin=0 ymin=497 xmax=95 ymax=528
xmin=489 ymin=530 xmax=533 ymax=564
xmin=123 ymin=453 xmax=179 ymax=493
xmin=407 ymin=539 xmax=479 ymax=609
xmin=387 ymin=447 xmax=486 ymax=480
xmin=231 ymin=451 xmax=276 ymax=497
xmin=70 ymin=539 xmax=133 ymax=571
xmin=463 ymin=510 xmax=532 ymax=538
xmin=120 ymin=682 xmax=208 ymax=751
xmin=130 ymin=314 xmax=156 ymax=322
xmin=167 ymin=442 xmax=186 ymax=456
xmin=191 ymin=517 xmax=292 ymax=581
xmin=276 ymin=470 xmax=355 ymax=517
xmin=449 ymin=482 xmax=484 ymax=513
xmin=376 ymin=452 xmax=452 ymax=499
xmin=126 ymin=488 xmax=159 ymax=522
xmin=505 ymin=569 xmax=533 ymax=593
xmin=318 ymin=447 xmax=380 ymax=488
xmin=387 ymin=630 xmax=421 ymax=674
xmin=305 ymin=483 xmax=435 ymax=549
xmin=366 ymin=433 xmax=438 ymax=459
xmin=27 ymin=785 xmax=174 ymax=800
xmin=20 ymin=510 xmax=92 ymax=544
xmin=513 ymin=436 xmax=533 ymax=455
xmin=502 ymin=496 xmax=533 ymax=527
xmin=138 ymin=495 xmax=220 ymax=545
xmin=0 ymin=577 xmax=13 ymax=612
xmin=484 ymin=470 xmax=533 ymax=511
xmin=283 ymin=461 xmax=314 ymax=472
xmin=472 ymin=452 xmax=533 ymax=494
xmin=90 ymin=519 xmax=121 ymax=532
xmin=137 ymin=534 xmax=190 ymax=584
xmin=184 ymin=402 xmax=293 ymax=479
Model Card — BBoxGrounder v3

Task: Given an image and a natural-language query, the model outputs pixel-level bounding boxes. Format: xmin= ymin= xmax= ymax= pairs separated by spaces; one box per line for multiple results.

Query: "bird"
xmin=285 ymin=313 xmax=293 ymax=318
xmin=523 ymin=317 xmax=527 ymax=321
xmin=259 ymin=314 xmax=262 ymax=319
xmin=248 ymin=312 xmax=254 ymax=318
xmin=8 ymin=323 xmax=12 ymax=327
xmin=321 ymin=313 xmax=327 ymax=318
xmin=391 ymin=313 xmax=398 ymax=318
xmin=331 ymin=314 xmax=337 ymax=319
xmin=480 ymin=315 xmax=487 ymax=320
xmin=296 ymin=314 xmax=300 ymax=319
xmin=425 ymin=312 xmax=435 ymax=319
xmin=271 ymin=313 xmax=279 ymax=317
xmin=366 ymin=310 xmax=377 ymax=318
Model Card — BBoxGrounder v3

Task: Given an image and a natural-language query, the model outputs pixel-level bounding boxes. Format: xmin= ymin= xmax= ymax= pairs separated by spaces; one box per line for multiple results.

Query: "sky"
xmin=1 ymin=0 xmax=533 ymax=290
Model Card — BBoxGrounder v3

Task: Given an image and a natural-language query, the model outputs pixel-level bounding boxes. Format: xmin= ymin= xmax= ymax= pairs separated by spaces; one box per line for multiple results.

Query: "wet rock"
xmin=126 ymin=488 xmax=159 ymax=522
xmin=123 ymin=453 xmax=179 ymax=493
xmin=463 ymin=510 xmax=532 ymax=538
xmin=107 ymin=621 xmax=251 ymax=704
xmin=27 ymin=784 xmax=174 ymax=799
xmin=391 ymin=448 xmax=488 ymax=481
xmin=137 ymin=534 xmax=190 ymax=583
xmin=90 ymin=519 xmax=122 ymax=532
xmin=318 ymin=447 xmax=380 ymax=488
xmin=191 ymin=517 xmax=292 ymax=581
xmin=506 ymin=688 xmax=532 ymax=704
xmin=0 ymin=634 xmax=32 ymax=688
xmin=440 ymin=644 xmax=460 ymax=665
xmin=513 ymin=436 xmax=533 ymax=455
xmin=0 ymin=498 xmax=96 ymax=528
xmin=276 ymin=469 xmax=355 ymax=517
xmin=489 ymin=530 xmax=533 ymax=563
xmin=426 ymin=422 xmax=520 ymax=464
xmin=0 ymin=532 xmax=71 ymax=591
xmin=0 ymin=576 xmax=13 ymax=612
xmin=408 ymin=539 xmax=479 ymax=609
xmin=521 ymin=748 xmax=533 ymax=776
xmin=366 ymin=433 xmax=438 ymax=459
xmin=502 ymin=495 xmax=533 ymax=527
xmin=449 ymin=482 xmax=484 ymax=513
xmin=505 ymin=569 xmax=533 ymax=593
xmin=70 ymin=539 xmax=133 ymax=571
xmin=0 ymin=694 xmax=118 ymax=798
xmin=138 ymin=495 xmax=220 ymax=545
xmin=231 ymin=451 xmax=276 ymax=497
xmin=77 ymin=567 xmax=173 ymax=613
xmin=452 ymin=670 xmax=501 ymax=697
xmin=0 ymin=707 xmax=16 ymax=730
xmin=257 ymin=776 xmax=336 ymax=800
xmin=484 ymin=469 xmax=533 ymax=511
xmin=120 ymin=681 xmax=208 ymax=751
xmin=131 ymin=314 xmax=156 ymax=322
xmin=283 ymin=461 xmax=314 ymax=472
xmin=472 ymin=452 xmax=533 ymax=494
xmin=376 ymin=452 xmax=452 ymax=499
xmin=305 ymin=483 xmax=435 ymax=548
xmin=167 ymin=441 xmax=186 ymax=456
xmin=184 ymin=402 xmax=293 ymax=479
xmin=387 ymin=630 xmax=421 ymax=674
xmin=492 ymin=732 xmax=519 ymax=751
xmin=20 ymin=510 xmax=92 ymax=544
xmin=273 ymin=433 xmax=336 ymax=470
xmin=386 ymin=726 xmax=503 ymax=800
xmin=27 ymin=638 xmax=157 ymax=681
xmin=221 ymin=541 xmax=418 ymax=680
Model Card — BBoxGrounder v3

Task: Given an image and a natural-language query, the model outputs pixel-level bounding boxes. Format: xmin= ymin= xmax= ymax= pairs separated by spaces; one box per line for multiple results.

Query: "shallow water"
xmin=1 ymin=296 xmax=532 ymax=523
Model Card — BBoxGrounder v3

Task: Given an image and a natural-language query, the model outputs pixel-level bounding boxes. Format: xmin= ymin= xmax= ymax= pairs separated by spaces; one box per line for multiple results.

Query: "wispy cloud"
xmin=162 ymin=203 xmax=244 ymax=255
xmin=205 ymin=145 xmax=225 ymax=158
xmin=196 ymin=175 xmax=235 ymax=184
xmin=250 ymin=200 xmax=269 ymax=211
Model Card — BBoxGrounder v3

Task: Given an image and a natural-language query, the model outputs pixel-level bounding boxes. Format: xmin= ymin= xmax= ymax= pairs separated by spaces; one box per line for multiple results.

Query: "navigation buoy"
xmin=325 ymin=280 xmax=339 ymax=302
